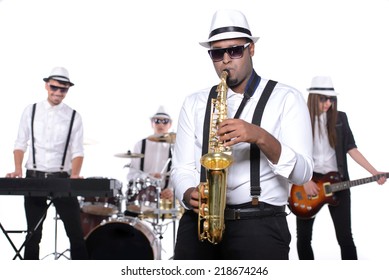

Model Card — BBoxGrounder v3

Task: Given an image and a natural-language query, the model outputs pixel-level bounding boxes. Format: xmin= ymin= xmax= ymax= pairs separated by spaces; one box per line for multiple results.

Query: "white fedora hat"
xmin=151 ymin=106 xmax=171 ymax=119
xmin=307 ymin=76 xmax=338 ymax=96
xmin=43 ymin=66 xmax=74 ymax=86
xmin=199 ymin=9 xmax=259 ymax=48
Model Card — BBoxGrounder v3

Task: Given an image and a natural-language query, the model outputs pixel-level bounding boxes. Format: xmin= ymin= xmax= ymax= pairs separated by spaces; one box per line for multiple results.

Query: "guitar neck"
xmin=328 ymin=172 xmax=389 ymax=193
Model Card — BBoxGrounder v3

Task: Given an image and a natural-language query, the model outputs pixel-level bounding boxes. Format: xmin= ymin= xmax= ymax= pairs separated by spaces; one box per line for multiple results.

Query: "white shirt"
xmin=131 ymin=139 xmax=171 ymax=188
xmin=14 ymin=100 xmax=84 ymax=173
xmin=312 ymin=113 xmax=338 ymax=174
xmin=128 ymin=139 xmax=172 ymax=189
xmin=171 ymin=77 xmax=313 ymax=207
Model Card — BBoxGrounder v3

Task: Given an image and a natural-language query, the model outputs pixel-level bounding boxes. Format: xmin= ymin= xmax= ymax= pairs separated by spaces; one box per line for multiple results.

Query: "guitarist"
xmin=296 ymin=76 xmax=387 ymax=260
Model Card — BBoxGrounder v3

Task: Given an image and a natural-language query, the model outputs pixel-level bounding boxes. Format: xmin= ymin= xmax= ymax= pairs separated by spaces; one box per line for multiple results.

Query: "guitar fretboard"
xmin=328 ymin=173 xmax=389 ymax=193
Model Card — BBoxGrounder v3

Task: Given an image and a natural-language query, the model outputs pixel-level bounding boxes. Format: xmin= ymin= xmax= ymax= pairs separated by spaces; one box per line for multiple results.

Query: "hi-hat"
xmin=147 ymin=132 xmax=176 ymax=143
xmin=114 ymin=151 xmax=144 ymax=158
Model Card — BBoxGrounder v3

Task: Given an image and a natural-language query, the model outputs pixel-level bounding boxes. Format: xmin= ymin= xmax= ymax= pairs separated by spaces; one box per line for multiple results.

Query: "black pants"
xmin=296 ymin=189 xmax=357 ymax=260
xmin=174 ymin=209 xmax=291 ymax=260
xmin=23 ymin=171 xmax=88 ymax=260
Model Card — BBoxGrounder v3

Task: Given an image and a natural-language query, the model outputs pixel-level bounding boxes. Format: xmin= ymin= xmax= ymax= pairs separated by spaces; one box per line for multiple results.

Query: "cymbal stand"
xmin=41 ymin=208 xmax=70 ymax=260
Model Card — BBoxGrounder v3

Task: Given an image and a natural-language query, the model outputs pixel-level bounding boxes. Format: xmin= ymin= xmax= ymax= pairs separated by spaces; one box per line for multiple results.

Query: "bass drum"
xmin=85 ymin=216 xmax=160 ymax=260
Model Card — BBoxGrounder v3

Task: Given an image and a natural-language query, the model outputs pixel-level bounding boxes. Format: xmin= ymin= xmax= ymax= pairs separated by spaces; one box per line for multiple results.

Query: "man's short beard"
xmin=227 ymin=78 xmax=242 ymax=89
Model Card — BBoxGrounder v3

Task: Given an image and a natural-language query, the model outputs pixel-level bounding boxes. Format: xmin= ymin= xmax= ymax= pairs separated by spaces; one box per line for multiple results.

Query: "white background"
xmin=0 ymin=0 xmax=388 ymax=269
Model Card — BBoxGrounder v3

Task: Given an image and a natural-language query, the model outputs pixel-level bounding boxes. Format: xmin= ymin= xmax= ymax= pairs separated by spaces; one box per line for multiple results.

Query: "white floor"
xmin=1 ymin=180 xmax=389 ymax=261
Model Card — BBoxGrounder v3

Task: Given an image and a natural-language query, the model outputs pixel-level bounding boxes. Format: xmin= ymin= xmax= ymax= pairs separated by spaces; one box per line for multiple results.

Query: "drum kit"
xmin=78 ymin=132 xmax=181 ymax=260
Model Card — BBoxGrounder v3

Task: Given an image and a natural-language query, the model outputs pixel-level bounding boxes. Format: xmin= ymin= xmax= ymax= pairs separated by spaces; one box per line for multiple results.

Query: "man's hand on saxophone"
xmin=218 ymin=118 xmax=282 ymax=164
xmin=183 ymin=186 xmax=200 ymax=213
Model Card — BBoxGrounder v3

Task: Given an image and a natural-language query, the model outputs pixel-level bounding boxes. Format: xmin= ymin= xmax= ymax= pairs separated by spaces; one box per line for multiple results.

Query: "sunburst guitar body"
xmin=288 ymin=172 xmax=389 ymax=219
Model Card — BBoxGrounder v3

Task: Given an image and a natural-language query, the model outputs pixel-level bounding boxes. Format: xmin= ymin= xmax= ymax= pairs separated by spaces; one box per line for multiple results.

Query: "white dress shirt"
xmin=132 ymin=140 xmax=171 ymax=174
xmin=171 ymin=77 xmax=313 ymax=207
xmin=312 ymin=113 xmax=338 ymax=174
xmin=14 ymin=100 xmax=84 ymax=173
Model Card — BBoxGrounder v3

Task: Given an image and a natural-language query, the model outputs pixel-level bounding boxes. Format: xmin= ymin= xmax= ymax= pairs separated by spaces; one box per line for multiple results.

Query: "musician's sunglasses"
xmin=153 ymin=118 xmax=171 ymax=125
xmin=49 ymin=84 xmax=69 ymax=94
xmin=319 ymin=95 xmax=337 ymax=103
xmin=208 ymin=42 xmax=251 ymax=62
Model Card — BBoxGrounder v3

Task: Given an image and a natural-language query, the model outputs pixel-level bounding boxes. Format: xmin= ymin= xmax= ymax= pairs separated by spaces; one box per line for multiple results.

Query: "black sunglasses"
xmin=49 ymin=84 xmax=69 ymax=94
xmin=208 ymin=42 xmax=250 ymax=62
xmin=319 ymin=95 xmax=337 ymax=103
xmin=153 ymin=118 xmax=170 ymax=125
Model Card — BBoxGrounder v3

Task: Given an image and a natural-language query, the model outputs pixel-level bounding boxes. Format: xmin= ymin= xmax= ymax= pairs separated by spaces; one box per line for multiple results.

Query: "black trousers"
xmin=23 ymin=171 xmax=88 ymax=260
xmin=174 ymin=209 xmax=291 ymax=260
xmin=296 ymin=189 xmax=357 ymax=260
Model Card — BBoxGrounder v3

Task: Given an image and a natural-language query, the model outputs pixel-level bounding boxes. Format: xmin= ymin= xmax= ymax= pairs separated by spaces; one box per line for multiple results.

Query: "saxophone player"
xmin=170 ymin=9 xmax=313 ymax=260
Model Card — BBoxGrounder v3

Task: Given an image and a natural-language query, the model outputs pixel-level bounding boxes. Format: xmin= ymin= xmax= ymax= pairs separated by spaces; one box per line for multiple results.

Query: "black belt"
xmin=26 ymin=170 xmax=69 ymax=178
xmin=224 ymin=203 xmax=285 ymax=220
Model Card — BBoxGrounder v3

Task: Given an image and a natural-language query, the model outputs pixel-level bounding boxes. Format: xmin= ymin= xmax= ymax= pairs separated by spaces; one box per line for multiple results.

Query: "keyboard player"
xmin=5 ymin=67 xmax=88 ymax=260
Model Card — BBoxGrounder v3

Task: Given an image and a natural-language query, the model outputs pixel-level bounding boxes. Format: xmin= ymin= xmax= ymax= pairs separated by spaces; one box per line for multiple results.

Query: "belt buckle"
xmin=235 ymin=209 xmax=241 ymax=220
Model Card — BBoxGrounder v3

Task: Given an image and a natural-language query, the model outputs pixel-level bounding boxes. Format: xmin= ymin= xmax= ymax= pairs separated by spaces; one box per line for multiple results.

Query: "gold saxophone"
xmin=198 ymin=70 xmax=233 ymax=244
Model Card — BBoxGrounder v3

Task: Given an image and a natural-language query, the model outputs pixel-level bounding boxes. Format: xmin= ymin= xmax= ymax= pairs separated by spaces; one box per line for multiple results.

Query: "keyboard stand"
xmin=0 ymin=200 xmax=52 ymax=260
xmin=0 ymin=222 xmax=27 ymax=260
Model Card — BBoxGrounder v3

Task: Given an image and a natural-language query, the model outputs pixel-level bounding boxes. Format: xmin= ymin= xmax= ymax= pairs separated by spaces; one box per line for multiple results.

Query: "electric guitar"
xmin=288 ymin=172 xmax=389 ymax=219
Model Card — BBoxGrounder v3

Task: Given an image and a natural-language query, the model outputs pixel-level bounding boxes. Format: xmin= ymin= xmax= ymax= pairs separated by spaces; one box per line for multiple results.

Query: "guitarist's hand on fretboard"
xmin=374 ymin=172 xmax=387 ymax=185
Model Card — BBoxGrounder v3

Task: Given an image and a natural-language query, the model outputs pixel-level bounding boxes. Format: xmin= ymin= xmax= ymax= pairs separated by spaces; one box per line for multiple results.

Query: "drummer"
xmin=130 ymin=106 xmax=174 ymax=200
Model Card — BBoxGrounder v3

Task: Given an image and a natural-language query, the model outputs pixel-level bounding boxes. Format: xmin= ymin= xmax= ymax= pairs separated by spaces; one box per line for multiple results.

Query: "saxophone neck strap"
xmin=234 ymin=70 xmax=260 ymax=119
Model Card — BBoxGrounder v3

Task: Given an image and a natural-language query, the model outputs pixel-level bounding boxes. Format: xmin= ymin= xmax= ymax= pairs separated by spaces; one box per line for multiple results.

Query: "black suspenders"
xmin=61 ymin=110 xmax=76 ymax=170
xmin=140 ymin=138 xmax=146 ymax=171
xmin=201 ymin=77 xmax=277 ymax=204
xmin=31 ymin=103 xmax=76 ymax=171
xmin=31 ymin=104 xmax=37 ymax=169
xmin=140 ymin=138 xmax=173 ymax=173
xmin=249 ymin=80 xmax=277 ymax=204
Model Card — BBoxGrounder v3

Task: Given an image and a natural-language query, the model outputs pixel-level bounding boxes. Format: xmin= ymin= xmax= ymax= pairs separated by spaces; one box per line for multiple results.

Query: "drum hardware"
xmin=41 ymin=209 xmax=70 ymax=260
xmin=114 ymin=150 xmax=144 ymax=158
xmin=125 ymin=176 xmax=162 ymax=216
xmin=79 ymin=177 xmax=123 ymax=217
xmin=137 ymin=187 xmax=182 ymax=259
xmin=147 ymin=132 xmax=176 ymax=144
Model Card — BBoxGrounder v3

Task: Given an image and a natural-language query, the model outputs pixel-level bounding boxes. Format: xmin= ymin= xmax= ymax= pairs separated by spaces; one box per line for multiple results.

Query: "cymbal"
xmin=147 ymin=132 xmax=176 ymax=143
xmin=114 ymin=151 xmax=144 ymax=158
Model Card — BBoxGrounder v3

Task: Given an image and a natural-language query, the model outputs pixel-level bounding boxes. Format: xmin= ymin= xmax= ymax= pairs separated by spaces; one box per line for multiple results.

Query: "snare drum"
xmin=80 ymin=196 xmax=119 ymax=216
xmin=85 ymin=216 xmax=160 ymax=260
xmin=80 ymin=177 xmax=122 ymax=216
